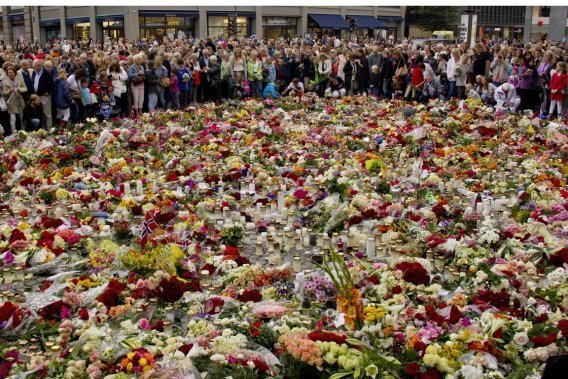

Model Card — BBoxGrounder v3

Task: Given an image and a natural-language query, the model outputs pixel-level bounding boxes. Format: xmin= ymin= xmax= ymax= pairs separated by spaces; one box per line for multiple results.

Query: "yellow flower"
xmin=17 ymin=222 xmax=30 ymax=231
xmin=126 ymin=362 xmax=133 ymax=372
xmin=139 ymin=358 xmax=147 ymax=366
xmin=55 ymin=188 xmax=69 ymax=199
xmin=127 ymin=352 xmax=135 ymax=360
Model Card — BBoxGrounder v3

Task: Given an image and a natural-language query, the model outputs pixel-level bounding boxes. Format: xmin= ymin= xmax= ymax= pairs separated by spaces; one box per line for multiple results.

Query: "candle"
xmin=124 ymin=182 xmax=131 ymax=193
xmin=54 ymin=207 xmax=63 ymax=219
xmin=366 ymin=237 xmax=376 ymax=258
xmin=249 ymin=183 xmax=255 ymax=194
xmin=293 ymin=256 xmax=302 ymax=272
xmin=137 ymin=181 xmax=143 ymax=194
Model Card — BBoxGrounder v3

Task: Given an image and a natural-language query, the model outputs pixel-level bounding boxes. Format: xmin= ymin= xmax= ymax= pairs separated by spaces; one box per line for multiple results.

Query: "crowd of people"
xmin=0 ymin=33 xmax=567 ymax=136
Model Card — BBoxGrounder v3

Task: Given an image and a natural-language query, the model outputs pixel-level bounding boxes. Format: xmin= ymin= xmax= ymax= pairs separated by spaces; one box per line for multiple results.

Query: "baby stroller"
xmin=94 ymin=82 xmax=119 ymax=122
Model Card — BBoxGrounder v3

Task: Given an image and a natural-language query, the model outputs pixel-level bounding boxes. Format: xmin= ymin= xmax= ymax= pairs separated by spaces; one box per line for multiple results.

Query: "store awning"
xmin=96 ymin=14 xmax=124 ymax=22
xmin=376 ymin=16 xmax=405 ymax=23
xmin=349 ymin=15 xmax=385 ymax=29
xmin=138 ymin=10 xmax=199 ymax=18
xmin=40 ymin=19 xmax=61 ymax=27
xmin=308 ymin=13 xmax=349 ymax=30
xmin=8 ymin=13 xmax=24 ymax=22
xmin=65 ymin=17 xmax=90 ymax=25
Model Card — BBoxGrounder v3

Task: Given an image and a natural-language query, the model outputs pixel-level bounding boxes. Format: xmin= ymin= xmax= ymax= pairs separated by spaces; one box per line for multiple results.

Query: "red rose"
xmin=531 ymin=333 xmax=557 ymax=348
xmin=413 ymin=341 xmax=427 ymax=353
xmin=405 ymin=362 xmax=421 ymax=376
xmin=225 ymin=246 xmax=239 ymax=256
xmin=74 ymin=145 xmax=86 ymax=155
xmin=307 ymin=330 xmax=347 ymax=344
xmin=78 ymin=308 xmax=89 ymax=320
xmin=392 ymin=285 xmax=403 ymax=294
xmin=558 ymin=319 xmax=568 ymax=337
xmin=237 ymin=288 xmax=262 ymax=303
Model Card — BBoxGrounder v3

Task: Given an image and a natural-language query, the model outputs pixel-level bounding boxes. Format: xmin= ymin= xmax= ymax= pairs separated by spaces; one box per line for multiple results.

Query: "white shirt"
xmin=34 ymin=69 xmax=43 ymax=93
xmin=287 ymin=82 xmax=304 ymax=91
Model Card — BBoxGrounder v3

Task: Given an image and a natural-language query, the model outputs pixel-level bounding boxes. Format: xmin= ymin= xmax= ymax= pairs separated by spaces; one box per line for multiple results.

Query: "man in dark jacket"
xmin=32 ymin=59 xmax=55 ymax=128
xmin=206 ymin=55 xmax=222 ymax=103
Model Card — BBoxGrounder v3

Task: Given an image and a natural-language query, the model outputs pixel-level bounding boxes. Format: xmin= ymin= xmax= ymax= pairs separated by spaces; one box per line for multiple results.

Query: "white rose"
xmin=513 ymin=332 xmax=529 ymax=346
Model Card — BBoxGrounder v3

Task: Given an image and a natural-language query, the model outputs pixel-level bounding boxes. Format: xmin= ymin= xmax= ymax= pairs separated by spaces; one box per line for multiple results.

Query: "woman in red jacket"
xmin=549 ymin=62 xmax=567 ymax=119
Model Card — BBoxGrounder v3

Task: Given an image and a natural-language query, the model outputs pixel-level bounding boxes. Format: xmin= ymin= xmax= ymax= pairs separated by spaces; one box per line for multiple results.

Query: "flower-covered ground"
xmin=0 ymin=95 xmax=567 ymax=379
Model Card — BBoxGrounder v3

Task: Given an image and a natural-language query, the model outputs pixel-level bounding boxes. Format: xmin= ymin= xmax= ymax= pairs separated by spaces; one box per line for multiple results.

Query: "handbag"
xmin=159 ymin=76 xmax=171 ymax=88
xmin=0 ymin=97 xmax=7 ymax=112
xmin=395 ymin=64 xmax=408 ymax=79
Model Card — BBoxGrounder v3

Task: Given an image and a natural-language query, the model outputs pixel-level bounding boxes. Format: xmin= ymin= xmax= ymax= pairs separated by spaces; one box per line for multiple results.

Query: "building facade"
xmin=524 ymin=6 xmax=568 ymax=42
xmin=0 ymin=6 xmax=406 ymax=45
xmin=465 ymin=6 xmax=526 ymax=40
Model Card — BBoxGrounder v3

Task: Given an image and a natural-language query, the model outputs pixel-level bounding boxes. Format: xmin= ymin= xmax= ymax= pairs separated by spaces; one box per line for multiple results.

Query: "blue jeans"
xmin=448 ymin=81 xmax=456 ymax=98
xmin=251 ymin=79 xmax=262 ymax=98
xmin=148 ymin=93 xmax=158 ymax=113
xmin=382 ymin=79 xmax=392 ymax=99
xmin=157 ymin=89 xmax=166 ymax=109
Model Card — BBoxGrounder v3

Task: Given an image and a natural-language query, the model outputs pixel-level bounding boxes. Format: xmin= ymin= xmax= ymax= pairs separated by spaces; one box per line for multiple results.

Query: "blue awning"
xmin=349 ymin=15 xmax=385 ymax=29
xmin=40 ymin=19 xmax=61 ymax=27
xmin=376 ymin=16 xmax=405 ymax=23
xmin=308 ymin=13 xmax=349 ymax=30
xmin=65 ymin=17 xmax=90 ymax=25
xmin=138 ymin=10 xmax=199 ymax=18
xmin=9 ymin=13 xmax=24 ymax=22
xmin=96 ymin=14 xmax=124 ymax=22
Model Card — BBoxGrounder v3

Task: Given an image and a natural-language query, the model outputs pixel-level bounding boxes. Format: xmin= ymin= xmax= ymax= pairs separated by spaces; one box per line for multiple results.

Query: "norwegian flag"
xmin=139 ymin=211 xmax=159 ymax=247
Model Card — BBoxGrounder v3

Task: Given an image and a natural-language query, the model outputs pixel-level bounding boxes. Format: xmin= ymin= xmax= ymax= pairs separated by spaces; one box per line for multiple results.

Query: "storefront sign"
xmin=266 ymin=17 xmax=288 ymax=26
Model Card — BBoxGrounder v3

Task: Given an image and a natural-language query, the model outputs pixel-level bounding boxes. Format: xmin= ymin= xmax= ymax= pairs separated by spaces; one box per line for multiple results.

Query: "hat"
xmin=502 ymin=83 xmax=511 ymax=91
xmin=512 ymin=66 xmax=519 ymax=72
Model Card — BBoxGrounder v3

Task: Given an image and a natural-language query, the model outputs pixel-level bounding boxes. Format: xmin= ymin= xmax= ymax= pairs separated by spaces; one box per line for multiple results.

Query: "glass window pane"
xmin=144 ymin=17 xmax=166 ymax=26
xmin=208 ymin=16 xmax=227 ymax=28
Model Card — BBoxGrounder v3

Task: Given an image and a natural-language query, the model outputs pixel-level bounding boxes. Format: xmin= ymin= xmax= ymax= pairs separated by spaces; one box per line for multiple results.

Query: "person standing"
xmin=32 ymin=59 xmax=54 ymax=129
xmin=54 ymin=69 xmax=74 ymax=126
xmin=2 ymin=67 xmax=24 ymax=134
xmin=549 ymin=62 xmax=567 ymax=119
xmin=206 ymin=56 xmax=221 ymax=104
xmin=16 ymin=59 xmax=33 ymax=103
xmin=127 ymin=54 xmax=145 ymax=117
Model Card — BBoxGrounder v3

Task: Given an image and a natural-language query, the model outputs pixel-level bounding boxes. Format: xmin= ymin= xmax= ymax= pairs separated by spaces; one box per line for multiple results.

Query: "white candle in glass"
xmin=137 ymin=181 xmax=143 ymax=194
xmin=124 ymin=182 xmax=130 ymax=193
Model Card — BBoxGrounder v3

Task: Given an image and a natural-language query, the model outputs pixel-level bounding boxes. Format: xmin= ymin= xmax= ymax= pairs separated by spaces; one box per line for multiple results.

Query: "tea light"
xmin=293 ymin=256 xmax=302 ymax=272
xmin=163 ymin=321 xmax=173 ymax=334
xmin=165 ymin=306 xmax=175 ymax=322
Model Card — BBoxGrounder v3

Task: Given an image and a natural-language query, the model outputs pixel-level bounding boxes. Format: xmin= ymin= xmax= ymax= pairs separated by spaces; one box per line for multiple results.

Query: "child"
xmin=369 ymin=65 xmax=380 ymax=97
xmin=508 ymin=66 xmax=520 ymax=89
xmin=549 ymin=62 xmax=567 ymax=120
xmin=234 ymin=73 xmax=245 ymax=100
xmin=170 ymin=68 xmax=180 ymax=110
xmin=465 ymin=83 xmax=481 ymax=102
xmin=263 ymin=79 xmax=282 ymax=99
xmin=80 ymin=78 xmax=91 ymax=120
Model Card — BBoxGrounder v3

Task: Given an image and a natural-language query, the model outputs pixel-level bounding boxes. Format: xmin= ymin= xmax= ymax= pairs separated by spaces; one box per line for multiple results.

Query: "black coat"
xmin=23 ymin=103 xmax=44 ymax=128
xmin=207 ymin=63 xmax=221 ymax=87
xmin=31 ymin=69 xmax=55 ymax=96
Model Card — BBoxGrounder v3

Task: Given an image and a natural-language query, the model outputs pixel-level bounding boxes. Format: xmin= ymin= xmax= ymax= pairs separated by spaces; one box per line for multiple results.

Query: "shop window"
xmin=208 ymin=16 xmax=248 ymax=38
xmin=73 ymin=22 xmax=90 ymax=40
xmin=539 ymin=7 xmax=550 ymax=18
